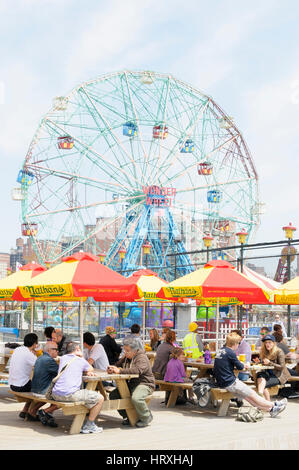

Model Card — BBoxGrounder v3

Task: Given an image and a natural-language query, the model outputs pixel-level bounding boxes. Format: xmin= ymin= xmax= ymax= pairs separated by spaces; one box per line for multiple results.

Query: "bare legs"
xmin=245 ymin=390 xmax=273 ymax=412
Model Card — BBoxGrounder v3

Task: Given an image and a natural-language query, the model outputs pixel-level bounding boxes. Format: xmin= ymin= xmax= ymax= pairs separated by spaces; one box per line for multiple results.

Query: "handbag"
xmin=45 ymin=356 xmax=79 ymax=400
xmin=236 ymin=406 xmax=264 ymax=423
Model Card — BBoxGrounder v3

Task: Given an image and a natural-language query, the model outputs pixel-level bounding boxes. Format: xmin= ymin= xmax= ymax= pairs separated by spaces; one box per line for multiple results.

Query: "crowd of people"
xmin=7 ymin=316 xmax=298 ymax=434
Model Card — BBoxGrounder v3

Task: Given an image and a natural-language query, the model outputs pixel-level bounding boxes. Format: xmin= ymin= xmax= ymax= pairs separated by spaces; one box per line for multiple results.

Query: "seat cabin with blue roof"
xmin=180 ymin=139 xmax=194 ymax=153
xmin=198 ymin=162 xmax=213 ymax=175
xmin=153 ymin=124 xmax=168 ymax=139
xmin=17 ymin=170 xmax=35 ymax=186
xmin=207 ymin=190 xmax=222 ymax=203
xmin=123 ymin=122 xmax=137 ymax=137
xmin=57 ymin=135 xmax=74 ymax=149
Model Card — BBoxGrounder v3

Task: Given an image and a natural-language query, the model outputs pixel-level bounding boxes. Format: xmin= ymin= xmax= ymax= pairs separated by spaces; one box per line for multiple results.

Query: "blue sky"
xmin=1 ymin=0 xmax=299 ymax=274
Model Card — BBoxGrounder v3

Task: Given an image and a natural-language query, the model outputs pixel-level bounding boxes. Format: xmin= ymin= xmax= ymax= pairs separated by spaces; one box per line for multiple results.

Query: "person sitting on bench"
xmin=8 ymin=333 xmax=38 ymax=421
xmin=213 ymin=332 xmax=287 ymax=418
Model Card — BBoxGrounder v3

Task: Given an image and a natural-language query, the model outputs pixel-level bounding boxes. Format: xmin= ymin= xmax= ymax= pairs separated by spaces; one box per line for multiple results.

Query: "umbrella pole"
xmin=142 ymin=300 xmax=146 ymax=344
xmin=80 ymin=298 xmax=84 ymax=352
xmin=216 ymin=298 xmax=219 ymax=351
xmin=30 ymin=299 xmax=34 ymax=333
xmin=234 ymin=305 xmax=238 ymax=324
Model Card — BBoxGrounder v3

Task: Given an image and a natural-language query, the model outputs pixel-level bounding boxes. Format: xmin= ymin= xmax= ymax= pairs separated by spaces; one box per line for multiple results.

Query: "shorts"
xmin=52 ymin=389 xmax=101 ymax=409
xmin=256 ymin=370 xmax=280 ymax=388
xmin=10 ymin=380 xmax=32 ymax=393
xmin=225 ymin=378 xmax=252 ymax=399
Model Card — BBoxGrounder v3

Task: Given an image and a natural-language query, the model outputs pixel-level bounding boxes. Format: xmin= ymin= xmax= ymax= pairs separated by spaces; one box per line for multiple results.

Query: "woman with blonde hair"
xmin=256 ymin=334 xmax=291 ymax=401
xmin=149 ymin=328 xmax=161 ymax=351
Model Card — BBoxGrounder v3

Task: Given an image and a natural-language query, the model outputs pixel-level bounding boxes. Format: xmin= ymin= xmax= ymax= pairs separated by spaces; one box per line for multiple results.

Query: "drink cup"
xmin=211 ymin=352 xmax=216 ymax=360
xmin=239 ymin=354 xmax=246 ymax=363
xmin=290 ymin=347 xmax=296 ymax=353
xmin=251 ymin=344 xmax=255 ymax=352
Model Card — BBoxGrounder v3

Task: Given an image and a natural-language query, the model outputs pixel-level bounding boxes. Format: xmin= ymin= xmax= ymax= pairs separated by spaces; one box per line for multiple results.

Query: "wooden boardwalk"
xmin=1 ymin=386 xmax=299 ymax=450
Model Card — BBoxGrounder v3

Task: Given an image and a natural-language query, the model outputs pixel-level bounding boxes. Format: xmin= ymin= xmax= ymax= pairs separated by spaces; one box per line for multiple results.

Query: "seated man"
xmin=54 ymin=329 xmax=72 ymax=356
xmin=213 ymin=332 xmax=287 ymax=418
xmin=51 ymin=342 xmax=104 ymax=434
xmin=83 ymin=331 xmax=109 ymax=371
xmin=8 ymin=333 xmax=38 ymax=420
xmin=108 ymin=337 xmax=155 ymax=428
xmin=232 ymin=329 xmax=251 ymax=381
xmin=31 ymin=341 xmax=59 ymax=427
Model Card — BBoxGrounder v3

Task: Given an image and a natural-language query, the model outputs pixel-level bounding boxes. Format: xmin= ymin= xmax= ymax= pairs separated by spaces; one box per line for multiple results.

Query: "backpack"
xmin=236 ymin=406 xmax=264 ymax=423
xmin=192 ymin=377 xmax=217 ymax=408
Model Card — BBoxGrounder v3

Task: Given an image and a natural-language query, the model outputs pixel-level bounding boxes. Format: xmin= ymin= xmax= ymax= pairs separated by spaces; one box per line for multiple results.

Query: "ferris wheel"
xmin=14 ymin=70 xmax=260 ymax=280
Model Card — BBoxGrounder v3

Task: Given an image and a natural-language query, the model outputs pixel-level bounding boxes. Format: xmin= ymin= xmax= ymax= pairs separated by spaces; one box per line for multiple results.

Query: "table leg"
xmin=115 ymin=379 xmax=138 ymax=426
xmin=166 ymin=389 xmax=179 ymax=408
xmin=69 ymin=413 xmax=87 ymax=435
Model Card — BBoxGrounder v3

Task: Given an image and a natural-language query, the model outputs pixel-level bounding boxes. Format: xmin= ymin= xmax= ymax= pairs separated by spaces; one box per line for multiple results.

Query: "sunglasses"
xmin=260 ymin=332 xmax=268 ymax=335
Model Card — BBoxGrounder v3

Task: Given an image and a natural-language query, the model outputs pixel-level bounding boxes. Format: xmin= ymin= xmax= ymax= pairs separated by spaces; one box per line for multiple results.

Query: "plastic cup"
xmin=251 ymin=344 xmax=255 ymax=352
xmin=211 ymin=352 xmax=216 ymax=360
xmin=239 ymin=354 xmax=246 ymax=363
xmin=290 ymin=347 xmax=296 ymax=353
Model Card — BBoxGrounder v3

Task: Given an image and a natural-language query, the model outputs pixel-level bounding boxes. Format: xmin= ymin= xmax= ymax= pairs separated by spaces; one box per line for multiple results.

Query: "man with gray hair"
xmin=108 ymin=337 xmax=155 ymax=427
xmin=31 ymin=341 xmax=59 ymax=426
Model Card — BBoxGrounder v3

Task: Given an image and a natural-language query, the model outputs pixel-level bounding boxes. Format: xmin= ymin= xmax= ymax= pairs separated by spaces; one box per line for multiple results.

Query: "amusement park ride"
xmin=12 ymin=70 xmax=261 ymax=280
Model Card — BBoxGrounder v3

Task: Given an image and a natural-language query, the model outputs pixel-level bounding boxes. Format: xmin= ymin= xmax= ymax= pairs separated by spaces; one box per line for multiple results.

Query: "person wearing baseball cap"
xmin=182 ymin=322 xmax=204 ymax=359
xmin=256 ymin=334 xmax=291 ymax=403
xmin=99 ymin=326 xmax=121 ymax=365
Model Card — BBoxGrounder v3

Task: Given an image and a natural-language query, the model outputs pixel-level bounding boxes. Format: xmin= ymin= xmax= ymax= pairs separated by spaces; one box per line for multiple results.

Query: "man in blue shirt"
xmin=31 ymin=341 xmax=59 ymax=427
xmin=213 ymin=332 xmax=287 ymax=418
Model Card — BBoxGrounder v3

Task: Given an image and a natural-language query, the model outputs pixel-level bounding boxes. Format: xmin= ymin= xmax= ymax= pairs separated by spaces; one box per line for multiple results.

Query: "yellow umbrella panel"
xmin=271 ymin=276 xmax=299 ymax=305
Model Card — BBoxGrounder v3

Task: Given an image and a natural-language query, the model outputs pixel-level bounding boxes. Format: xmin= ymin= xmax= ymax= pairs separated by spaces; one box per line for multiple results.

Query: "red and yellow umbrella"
xmin=0 ymin=262 xmax=46 ymax=301
xmin=14 ymin=252 xmax=140 ymax=302
xmin=157 ymin=260 xmax=272 ymax=304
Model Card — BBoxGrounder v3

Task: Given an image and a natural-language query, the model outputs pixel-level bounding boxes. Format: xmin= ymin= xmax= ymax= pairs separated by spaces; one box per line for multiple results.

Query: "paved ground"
xmin=1 ymin=386 xmax=299 ymax=450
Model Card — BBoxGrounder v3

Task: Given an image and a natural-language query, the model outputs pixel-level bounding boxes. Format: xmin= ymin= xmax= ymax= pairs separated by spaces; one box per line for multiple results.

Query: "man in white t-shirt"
xmin=83 ymin=332 xmax=109 ymax=371
xmin=9 ymin=333 xmax=38 ymax=420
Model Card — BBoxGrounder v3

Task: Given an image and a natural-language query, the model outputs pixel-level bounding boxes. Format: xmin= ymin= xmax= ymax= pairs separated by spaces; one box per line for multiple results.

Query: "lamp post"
xmin=118 ymin=247 xmax=127 ymax=331
xmin=173 ymin=234 xmax=182 ymax=330
xmin=98 ymin=252 xmax=106 ymax=264
xmin=236 ymin=228 xmax=248 ymax=330
xmin=142 ymin=241 xmax=151 ymax=268
xmin=97 ymin=253 xmax=106 ymax=335
xmin=203 ymin=234 xmax=214 ymax=337
xmin=283 ymin=222 xmax=296 ymax=336
xmin=142 ymin=241 xmax=151 ymax=343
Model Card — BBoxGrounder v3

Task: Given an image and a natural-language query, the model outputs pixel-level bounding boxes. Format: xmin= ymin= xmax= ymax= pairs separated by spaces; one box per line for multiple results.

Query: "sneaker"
xmin=45 ymin=413 xmax=58 ymax=428
xmin=274 ymin=398 xmax=288 ymax=407
xmin=80 ymin=421 xmax=103 ymax=434
xmin=37 ymin=409 xmax=48 ymax=426
xmin=270 ymin=402 xmax=287 ymax=418
xmin=122 ymin=418 xmax=130 ymax=426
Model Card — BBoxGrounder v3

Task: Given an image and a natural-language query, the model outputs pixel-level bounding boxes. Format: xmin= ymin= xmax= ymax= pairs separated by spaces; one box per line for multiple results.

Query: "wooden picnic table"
xmin=82 ymin=369 xmax=150 ymax=429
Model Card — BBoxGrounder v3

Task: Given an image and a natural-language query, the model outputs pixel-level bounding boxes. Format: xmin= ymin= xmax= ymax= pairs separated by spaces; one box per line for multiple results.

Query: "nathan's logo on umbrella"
xmin=166 ymin=287 xmax=200 ymax=297
xmin=144 ymin=292 xmax=157 ymax=299
xmin=0 ymin=288 xmax=14 ymax=298
xmin=22 ymin=284 xmax=70 ymax=298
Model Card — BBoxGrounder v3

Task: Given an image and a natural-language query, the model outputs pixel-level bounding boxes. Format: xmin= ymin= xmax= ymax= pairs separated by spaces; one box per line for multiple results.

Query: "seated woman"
xmin=152 ymin=330 xmax=174 ymax=380
xmin=273 ymin=332 xmax=290 ymax=355
xmin=149 ymin=329 xmax=161 ymax=352
xmin=164 ymin=347 xmax=195 ymax=403
xmin=256 ymin=334 xmax=291 ymax=401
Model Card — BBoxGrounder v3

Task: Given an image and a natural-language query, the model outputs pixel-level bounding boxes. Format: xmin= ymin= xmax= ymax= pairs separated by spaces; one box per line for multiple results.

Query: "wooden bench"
xmin=11 ymin=390 xmax=153 ymax=434
xmin=155 ymin=380 xmax=193 ymax=408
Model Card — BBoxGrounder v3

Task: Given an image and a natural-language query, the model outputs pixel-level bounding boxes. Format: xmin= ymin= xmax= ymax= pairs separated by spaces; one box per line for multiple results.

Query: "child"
xmin=213 ymin=332 xmax=287 ymax=418
xmin=164 ymin=347 xmax=196 ymax=403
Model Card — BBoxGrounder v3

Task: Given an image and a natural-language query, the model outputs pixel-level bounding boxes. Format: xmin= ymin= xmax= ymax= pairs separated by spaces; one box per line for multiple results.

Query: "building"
xmin=0 ymin=253 xmax=10 ymax=279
